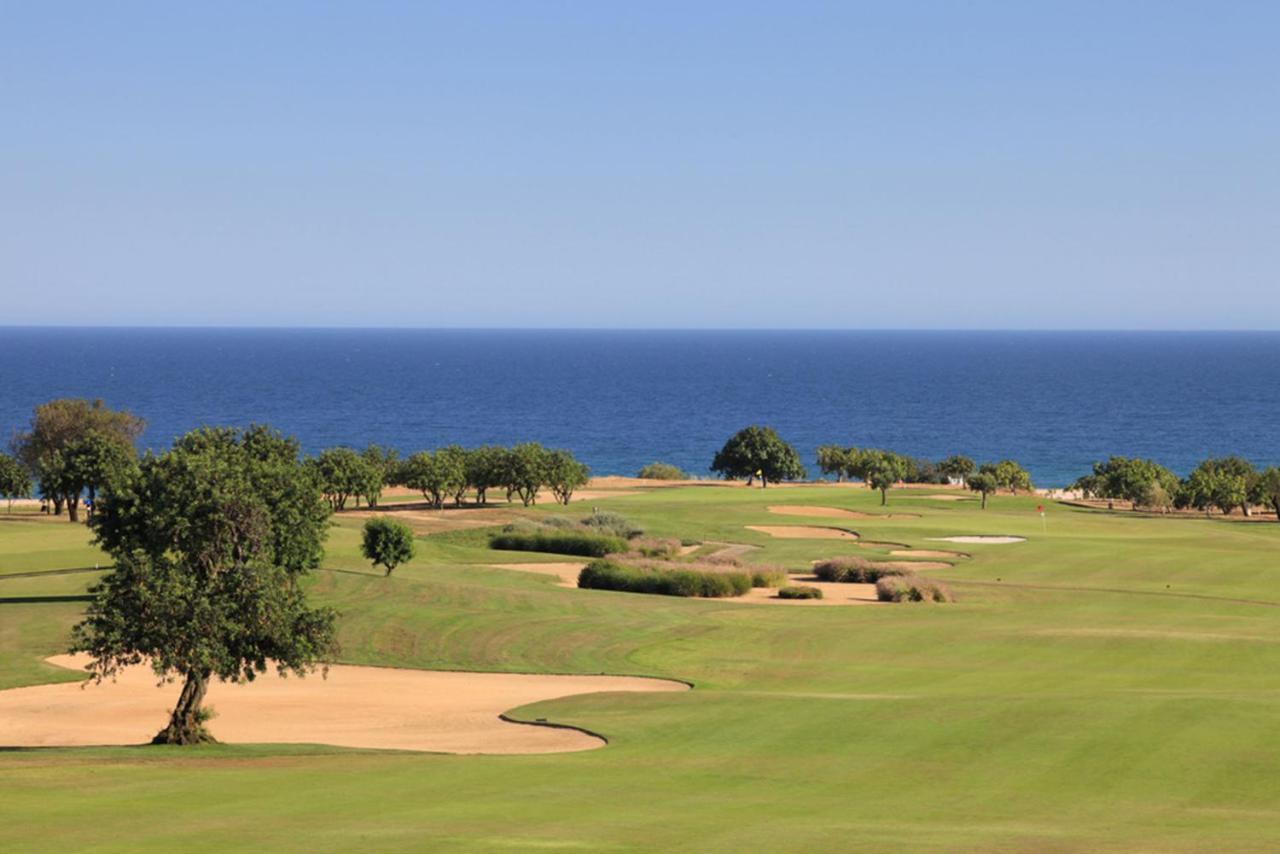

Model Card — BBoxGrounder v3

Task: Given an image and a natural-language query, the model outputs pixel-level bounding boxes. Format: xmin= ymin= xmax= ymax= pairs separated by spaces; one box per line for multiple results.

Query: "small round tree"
xmin=362 ymin=516 xmax=417 ymax=576
xmin=967 ymin=471 xmax=999 ymax=509
xmin=0 ymin=452 xmax=31 ymax=513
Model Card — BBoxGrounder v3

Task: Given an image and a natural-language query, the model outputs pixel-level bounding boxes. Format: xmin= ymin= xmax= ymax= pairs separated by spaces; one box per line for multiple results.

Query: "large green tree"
xmin=11 ymin=398 xmax=144 ymax=521
xmin=1182 ymin=457 xmax=1255 ymax=516
xmin=0 ymin=452 xmax=31 ymax=512
xmin=506 ymin=443 xmax=551 ymax=506
xmin=402 ymin=448 xmax=468 ymax=509
xmin=938 ymin=455 xmax=976 ymax=484
xmin=308 ymin=447 xmax=379 ymax=511
xmin=72 ymin=425 xmax=336 ymax=745
xmin=993 ymin=459 xmax=1033 ymax=495
xmin=1254 ymin=467 xmax=1280 ymax=521
xmin=710 ymin=426 xmax=806 ymax=488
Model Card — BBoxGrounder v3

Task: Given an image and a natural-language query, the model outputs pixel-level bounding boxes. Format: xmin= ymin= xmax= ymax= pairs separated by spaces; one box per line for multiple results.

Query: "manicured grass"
xmin=3 ymin=485 xmax=1280 ymax=850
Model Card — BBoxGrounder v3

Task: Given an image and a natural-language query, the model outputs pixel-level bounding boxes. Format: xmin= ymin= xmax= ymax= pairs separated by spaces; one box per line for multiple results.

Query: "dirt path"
xmin=0 ymin=655 xmax=688 ymax=754
xmin=483 ymin=562 xmax=584 ymax=587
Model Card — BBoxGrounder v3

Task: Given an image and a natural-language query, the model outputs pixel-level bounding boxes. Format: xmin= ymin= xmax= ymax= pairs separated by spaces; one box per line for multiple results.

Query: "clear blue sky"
xmin=2 ymin=2 xmax=1276 ymax=328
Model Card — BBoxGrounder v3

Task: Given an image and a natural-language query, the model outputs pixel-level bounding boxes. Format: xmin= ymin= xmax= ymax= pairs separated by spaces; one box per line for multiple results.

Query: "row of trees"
xmin=815 ymin=445 xmax=1032 ymax=506
xmin=1073 ymin=456 xmax=1280 ymax=518
xmin=3 ymin=399 xmax=594 ymax=520
xmin=398 ymin=443 xmax=588 ymax=508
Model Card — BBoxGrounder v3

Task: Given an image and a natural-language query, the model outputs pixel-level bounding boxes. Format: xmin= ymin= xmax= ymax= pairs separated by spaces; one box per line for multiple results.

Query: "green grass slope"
xmin=2 ymin=485 xmax=1280 ymax=851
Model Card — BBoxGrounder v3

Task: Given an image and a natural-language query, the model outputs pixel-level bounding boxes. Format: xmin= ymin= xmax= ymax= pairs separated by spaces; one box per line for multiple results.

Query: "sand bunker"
xmin=889 ymin=549 xmax=969 ymax=559
xmin=929 ymin=535 xmax=1026 ymax=544
xmin=921 ymin=494 xmax=976 ymax=501
xmin=745 ymin=525 xmax=858 ymax=540
xmin=766 ymin=505 xmax=920 ymax=520
xmin=0 ymin=655 xmax=687 ymax=754
xmin=734 ymin=577 xmax=881 ymax=606
xmin=484 ymin=562 xmax=583 ymax=587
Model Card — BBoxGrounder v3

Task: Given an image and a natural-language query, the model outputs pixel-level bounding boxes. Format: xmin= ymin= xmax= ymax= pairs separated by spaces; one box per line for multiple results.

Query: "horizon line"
xmin=3 ymin=325 xmax=1280 ymax=334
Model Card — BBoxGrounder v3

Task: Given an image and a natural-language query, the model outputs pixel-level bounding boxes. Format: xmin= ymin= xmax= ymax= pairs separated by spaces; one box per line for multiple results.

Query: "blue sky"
xmin=2 ymin=2 xmax=1276 ymax=328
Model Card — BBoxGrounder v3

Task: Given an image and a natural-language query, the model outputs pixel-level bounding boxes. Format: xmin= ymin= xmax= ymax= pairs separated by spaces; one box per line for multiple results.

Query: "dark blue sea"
xmin=2 ymin=329 xmax=1277 ymax=487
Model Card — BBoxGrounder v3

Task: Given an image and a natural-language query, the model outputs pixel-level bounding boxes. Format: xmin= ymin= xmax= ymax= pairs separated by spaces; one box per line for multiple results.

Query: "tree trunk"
xmin=981 ymin=492 xmax=988 ymax=509
xmin=1242 ymin=503 xmax=1252 ymax=517
xmin=1273 ymin=499 xmax=1280 ymax=521
xmin=52 ymin=496 xmax=64 ymax=516
xmin=761 ymin=476 xmax=768 ymax=488
xmin=66 ymin=494 xmax=79 ymax=523
xmin=152 ymin=669 xmax=215 ymax=745
xmin=880 ymin=488 xmax=888 ymax=506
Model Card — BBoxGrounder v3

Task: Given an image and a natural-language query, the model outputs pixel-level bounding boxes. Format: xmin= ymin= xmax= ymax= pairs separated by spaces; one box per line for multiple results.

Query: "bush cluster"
xmin=777 ymin=585 xmax=823 ymax=600
xmin=637 ymin=462 xmax=688 ymax=480
xmin=874 ymin=575 xmax=954 ymax=603
xmin=490 ymin=530 xmax=626 ymax=558
xmin=578 ymin=560 xmax=751 ymax=598
xmin=629 ymin=537 xmax=682 ymax=559
xmin=812 ymin=556 xmax=911 ymax=584
xmin=613 ymin=554 xmax=787 ymax=588
xmin=580 ymin=511 xmax=644 ymax=539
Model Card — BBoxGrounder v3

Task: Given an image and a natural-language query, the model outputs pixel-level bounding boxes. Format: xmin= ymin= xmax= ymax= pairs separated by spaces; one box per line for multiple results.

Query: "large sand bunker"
xmin=0 ymin=655 xmax=687 ymax=754
xmin=734 ymin=577 xmax=881 ymax=606
xmin=929 ymin=535 xmax=1026 ymax=544
xmin=921 ymin=494 xmax=976 ymax=501
xmin=745 ymin=525 xmax=859 ymax=540
xmin=889 ymin=549 xmax=969 ymax=559
xmin=766 ymin=505 xmax=920 ymax=520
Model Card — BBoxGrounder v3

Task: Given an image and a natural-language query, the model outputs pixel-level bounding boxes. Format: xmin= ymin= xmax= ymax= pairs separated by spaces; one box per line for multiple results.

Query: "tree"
xmin=465 ymin=445 xmax=507 ymax=505
xmin=309 ymin=447 xmax=369 ymax=511
xmin=546 ymin=449 xmax=589 ymax=505
xmin=1183 ymin=457 xmax=1253 ymax=516
xmin=710 ymin=426 xmax=806 ymax=488
xmin=507 ymin=443 xmax=550 ymax=506
xmin=637 ymin=462 xmax=687 ymax=480
xmin=359 ymin=444 xmax=399 ymax=507
xmin=993 ymin=460 xmax=1033 ymax=494
xmin=402 ymin=449 xmax=467 ymax=509
xmin=1255 ymin=467 xmax=1280 ymax=521
xmin=72 ymin=425 xmax=336 ymax=745
xmin=436 ymin=445 xmax=472 ymax=506
xmin=11 ymin=398 xmax=144 ymax=521
xmin=816 ymin=445 xmax=850 ymax=481
xmin=967 ymin=471 xmax=999 ymax=509
xmin=361 ymin=516 xmax=416 ymax=576
xmin=57 ymin=431 xmax=137 ymax=519
xmin=938 ymin=455 xmax=975 ymax=484
xmin=1072 ymin=456 xmax=1179 ymax=511
xmin=867 ymin=454 xmax=909 ymax=505
xmin=0 ymin=452 xmax=31 ymax=512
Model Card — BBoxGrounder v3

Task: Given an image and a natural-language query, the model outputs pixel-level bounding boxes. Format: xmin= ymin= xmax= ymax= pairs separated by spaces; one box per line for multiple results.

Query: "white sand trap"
xmin=766 ymin=505 xmax=920 ymax=520
xmin=922 ymin=494 xmax=976 ymax=501
xmin=889 ymin=549 xmax=969 ymax=560
xmin=731 ymin=577 xmax=881 ymax=606
xmin=484 ymin=562 xmax=585 ymax=587
xmin=0 ymin=655 xmax=687 ymax=754
xmin=929 ymin=535 xmax=1026 ymax=544
xmin=745 ymin=525 xmax=859 ymax=540
xmin=872 ymin=560 xmax=953 ymax=571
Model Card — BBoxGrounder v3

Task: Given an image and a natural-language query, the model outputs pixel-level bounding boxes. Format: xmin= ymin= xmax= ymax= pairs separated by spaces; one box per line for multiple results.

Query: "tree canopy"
xmin=1181 ymin=457 xmax=1256 ymax=516
xmin=967 ymin=471 xmax=999 ymax=509
xmin=0 ymin=452 xmax=31 ymax=512
xmin=1072 ymin=456 xmax=1179 ymax=510
xmin=710 ymin=426 xmax=806 ymax=487
xmin=361 ymin=516 xmax=417 ymax=575
xmin=11 ymin=398 xmax=144 ymax=521
xmin=72 ymin=425 xmax=337 ymax=745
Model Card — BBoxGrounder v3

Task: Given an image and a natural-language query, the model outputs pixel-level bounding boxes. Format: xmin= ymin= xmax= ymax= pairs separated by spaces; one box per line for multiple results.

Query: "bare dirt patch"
xmin=766 ymin=505 xmax=920 ymax=520
xmin=346 ymin=505 xmax=520 ymax=535
xmin=745 ymin=525 xmax=859 ymax=540
xmin=0 ymin=655 xmax=687 ymax=754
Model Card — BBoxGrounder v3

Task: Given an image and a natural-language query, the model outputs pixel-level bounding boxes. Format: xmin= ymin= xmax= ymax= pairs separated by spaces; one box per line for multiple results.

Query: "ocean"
xmin=1 ymin=328 xmax=1277 ymax=487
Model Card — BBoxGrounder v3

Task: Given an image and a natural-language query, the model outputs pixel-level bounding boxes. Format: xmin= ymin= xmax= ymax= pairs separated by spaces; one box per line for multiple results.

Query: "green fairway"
xmin=3 ymin=485 xmax=1280 ymax=850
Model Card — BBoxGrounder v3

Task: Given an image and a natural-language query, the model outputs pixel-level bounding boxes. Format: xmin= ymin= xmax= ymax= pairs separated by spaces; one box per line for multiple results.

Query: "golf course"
xmin=3 ymin=479 xmax=1280 ymax=850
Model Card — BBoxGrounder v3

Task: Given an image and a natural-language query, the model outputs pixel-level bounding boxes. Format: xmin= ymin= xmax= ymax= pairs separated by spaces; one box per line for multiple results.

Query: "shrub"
xmin=874 ymin=575 xmax=954 ymax=603
xmin=577 ymin=560 xmax=751 ymax=598
xmin=609 ymin=554 xmax=785 ymax=589
xmin=490 ymin=530 xmax=627 ymax=558
xmin=539 ymin=516 xmax=578 ymax=530
xmin=637 ymin=462 xmax=688 ymax=480
xmin=778 ymin=585 xmax=823 ymax=600
xmin=581 ymin=511 xmax=643 ymax=540
xmin=629 ymin=537 xmax=682 ymax=559
xmin=747 ymin=566 xmax=789 ymax=588
xmin=812 ymin=556 xmax=913 ymax=583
